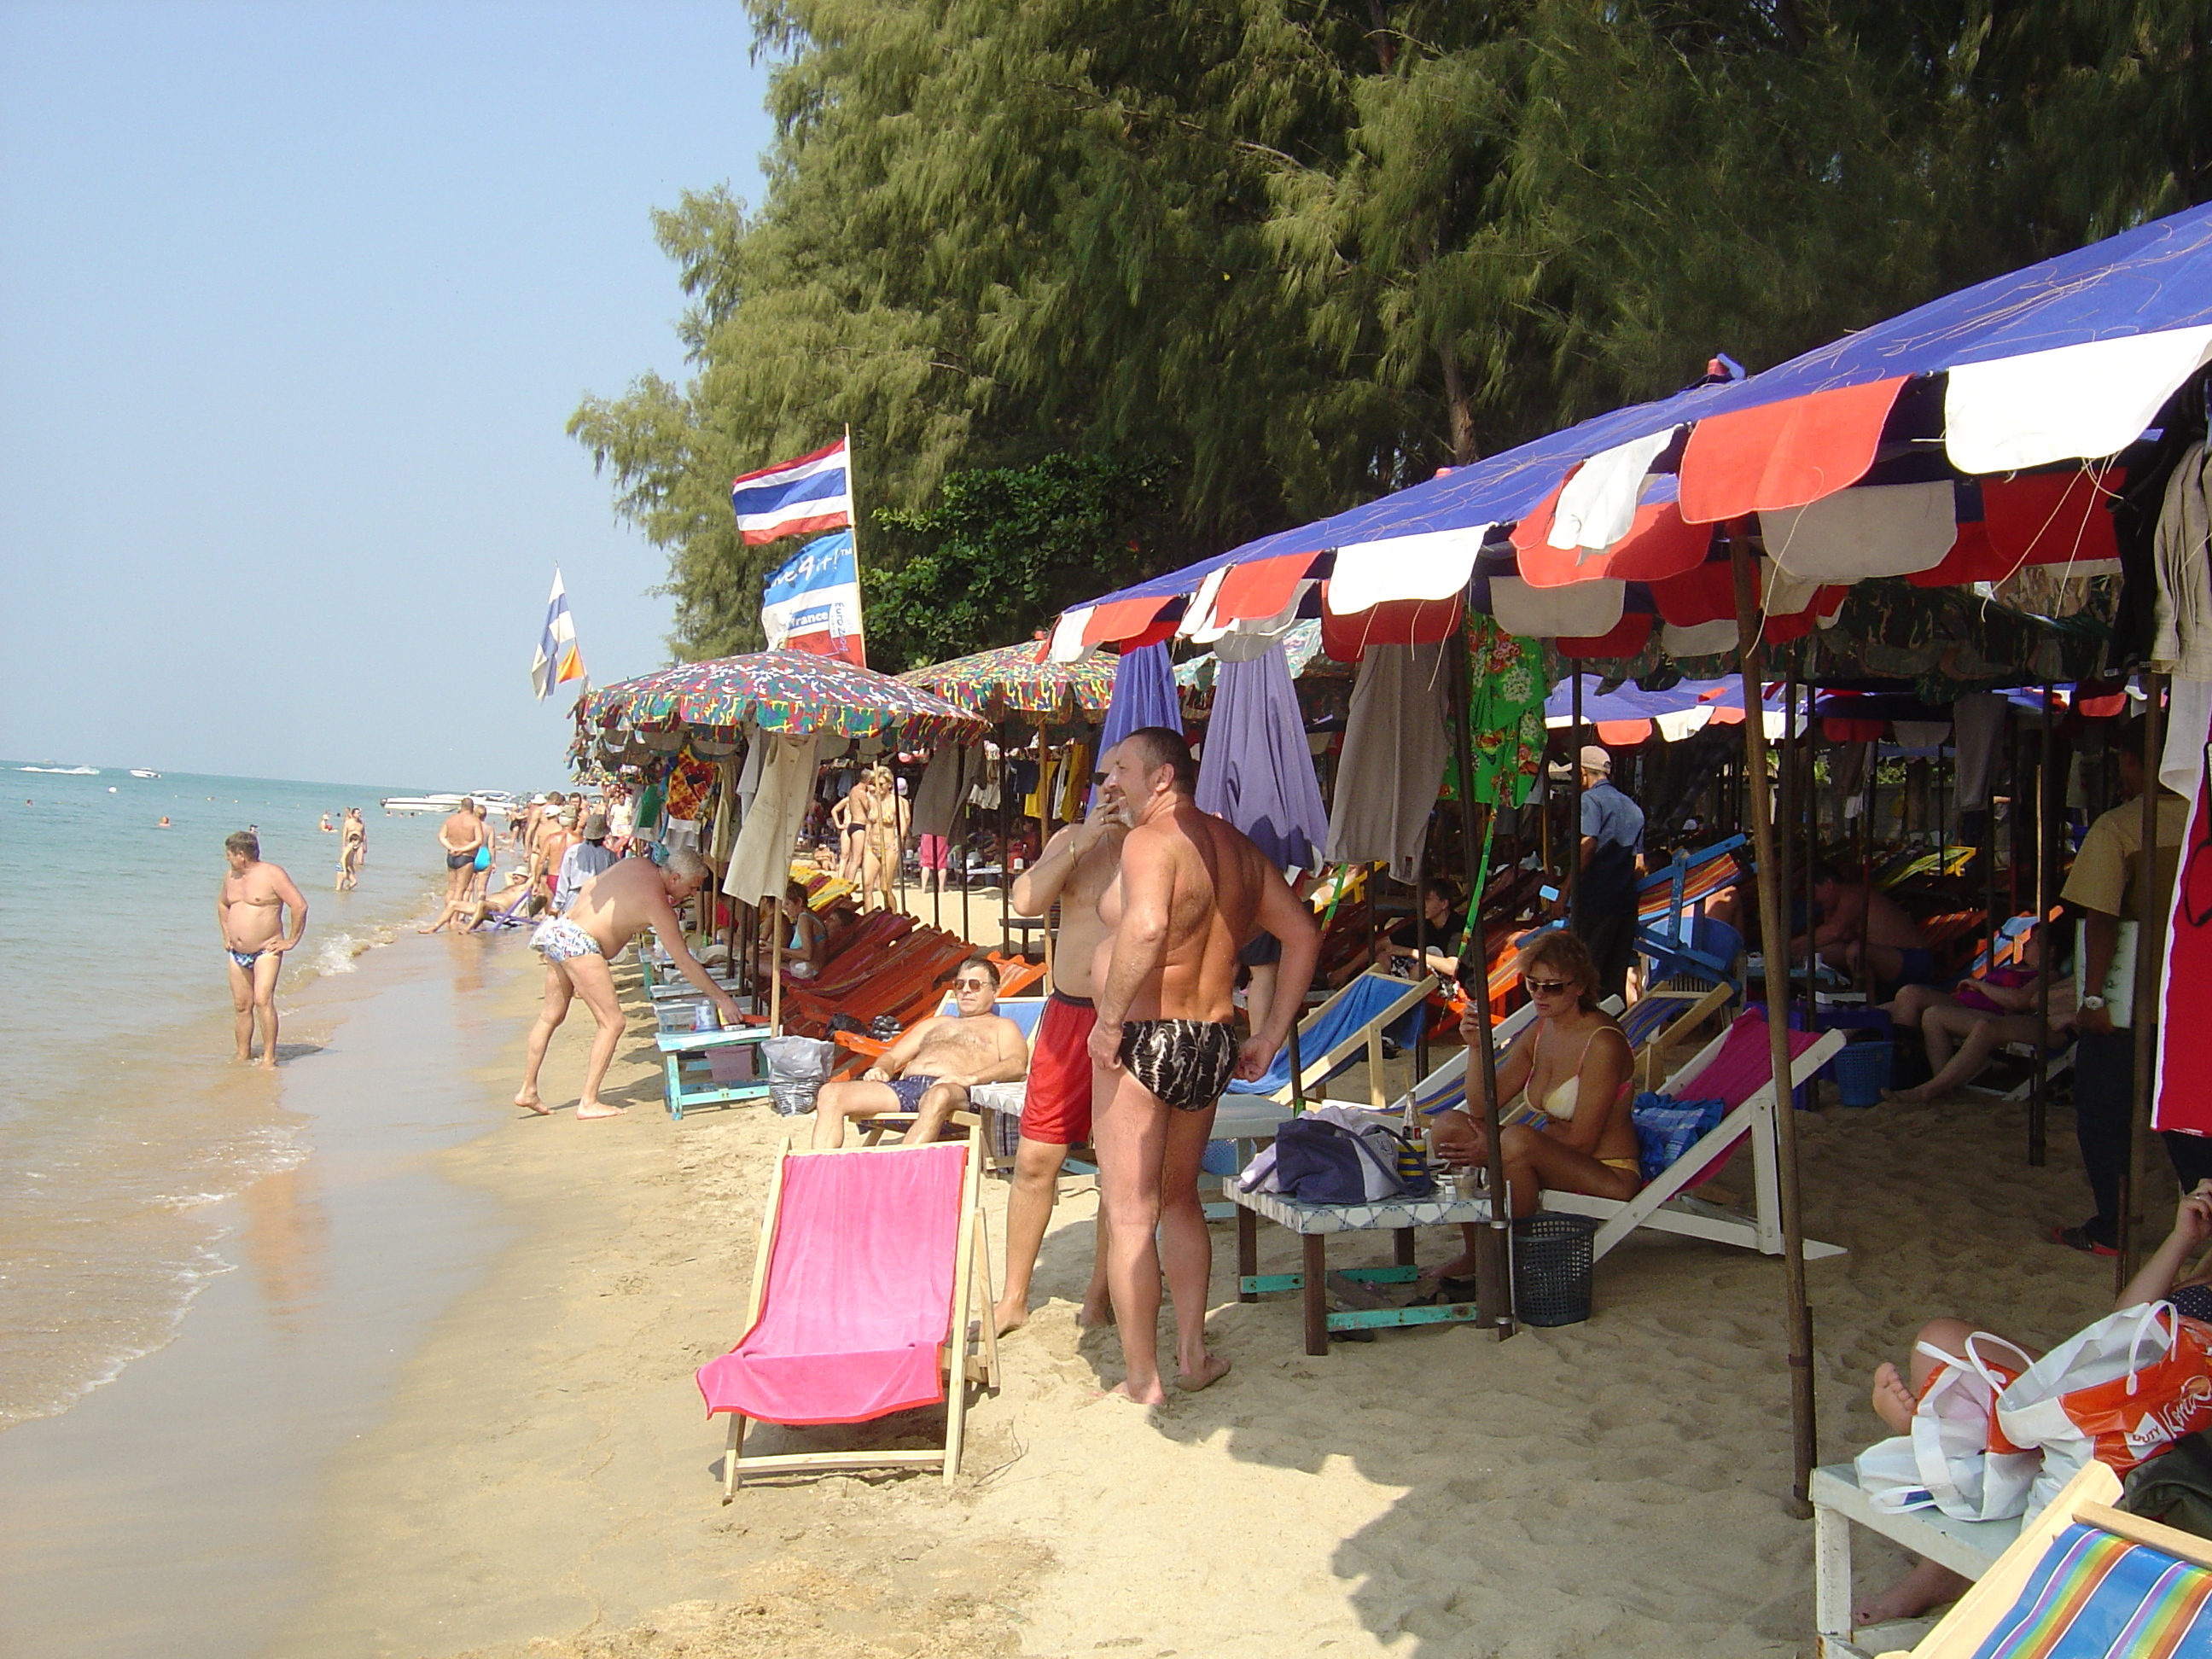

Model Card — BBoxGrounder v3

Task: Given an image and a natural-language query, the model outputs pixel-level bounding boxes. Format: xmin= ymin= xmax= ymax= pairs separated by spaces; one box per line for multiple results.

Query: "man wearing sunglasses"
xmin=810 ymin=954 xmax=1029 ymax=1149
xmin=1088 ymin=728 xmax=1321 ymax=1405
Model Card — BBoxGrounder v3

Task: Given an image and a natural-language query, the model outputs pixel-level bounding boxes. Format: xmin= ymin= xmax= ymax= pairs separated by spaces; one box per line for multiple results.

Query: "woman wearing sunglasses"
xmin=1427 ymin=932 xmax=1640 ymax=1278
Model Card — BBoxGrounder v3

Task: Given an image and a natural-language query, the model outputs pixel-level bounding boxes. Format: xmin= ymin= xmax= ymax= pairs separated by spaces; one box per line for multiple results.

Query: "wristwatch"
xmin=2081 ymin=995 xmax=2107 ymax=1011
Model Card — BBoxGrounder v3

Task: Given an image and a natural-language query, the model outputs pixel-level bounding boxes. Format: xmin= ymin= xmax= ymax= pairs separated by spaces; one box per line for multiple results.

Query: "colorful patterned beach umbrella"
xmin=580 ymin=650 xmax=987 ymax=745
xmin=897 ymin=642 xmax=1114 ymax=721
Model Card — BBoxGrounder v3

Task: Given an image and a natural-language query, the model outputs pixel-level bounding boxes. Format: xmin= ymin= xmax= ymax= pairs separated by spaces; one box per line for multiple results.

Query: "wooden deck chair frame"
xmin=1251 ymin=969 xmax=1438 ymax=1109
xmin=719 ymin=1126 xmax=1000 ymax=1499
xmin=1867 ymin=1458 xmax=2212 ymax=1659
xmin=1541 ymin=1023 xmax=1848 ymax=1261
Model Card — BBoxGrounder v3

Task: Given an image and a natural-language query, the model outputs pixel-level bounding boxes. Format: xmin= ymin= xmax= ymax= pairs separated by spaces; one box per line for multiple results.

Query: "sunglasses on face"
xmin=1524 ymin=978 xmax=1575 ymax=997
xmin=953 ymin=979 xmax=992 ymax=991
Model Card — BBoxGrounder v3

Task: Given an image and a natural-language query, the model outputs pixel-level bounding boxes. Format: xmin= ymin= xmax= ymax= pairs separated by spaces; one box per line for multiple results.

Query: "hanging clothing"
xmin=2153 ymin=441 xmax=2212 ymax=679
xmin=1952 ymin=693 xmax=2008 ymax=812
xmin=665 ymin=754 xmax=719 ymax=824
xmin=1325 ymin=638 xmax=1452 ymax=883
xmin=911 ymin=746 xmax=968 ymax=839
xmin=724 ymin=735 xmax=820 ymax=905
xmin=709 ymin=758 xmax=740 ymax=861
xmin=2156 ymin=680 xmax=2212 ymax=1137
xmin=1464 ymin=619 xmax=1550 ymax=809
xmin=1057 ymin=742 xmax=1091 ymax=822
xmin=1830 ymin=741 xmax=1873 ymax=818
xmin=1195 ymin=643 xmax=1328 ymax=870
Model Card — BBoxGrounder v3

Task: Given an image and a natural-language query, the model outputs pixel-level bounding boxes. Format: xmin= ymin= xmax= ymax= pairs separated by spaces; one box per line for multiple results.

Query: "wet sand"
xmin=3 ymin=916 xmax=2137 ymax=1657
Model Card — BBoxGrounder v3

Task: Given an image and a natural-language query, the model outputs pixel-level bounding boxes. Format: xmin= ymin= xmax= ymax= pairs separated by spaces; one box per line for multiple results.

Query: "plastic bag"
xmin=1910 ymin=1333 xmax=2039 ymax=1522
xmin=1998 ymin=1301 xmax=2212 ymax=1513
xmin=761 ymin=1036 xmax=835 ymax=1118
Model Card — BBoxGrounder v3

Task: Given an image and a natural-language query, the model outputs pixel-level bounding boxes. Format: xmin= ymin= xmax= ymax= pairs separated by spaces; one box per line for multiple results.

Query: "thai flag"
xmin=530 ymin=568 xmax=587 ymax=700
xmin=730 ymin=437 xmax=853 ymax=545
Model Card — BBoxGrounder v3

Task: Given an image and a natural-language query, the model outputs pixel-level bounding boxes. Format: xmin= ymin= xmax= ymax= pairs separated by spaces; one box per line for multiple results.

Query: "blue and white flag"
xmin=530 ymin=568 xmax=587 ymax=700
xmin=761 ymin=530 xmax=865 ymax=667
xmin=730 ymin=437 xmax=853 ymax=545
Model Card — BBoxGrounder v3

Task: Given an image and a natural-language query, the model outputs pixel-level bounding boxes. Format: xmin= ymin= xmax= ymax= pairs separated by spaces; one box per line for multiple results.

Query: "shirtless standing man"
xmin=1087 ymin=729 xmax=1320 ymax=1404
xmin=217 ymin=830 xmax=309 ymax=1068
xmin=337 ymin=807 xmax=366 ymax=890
xmin=812 ymin=955 xmax=1029 ymax=1147
xmin=517 ymin=849 xmax=749 ymax=1119
xmin=438 ymin=798 xmax=486 ymax=905
xmin=993 ymin=785 xmax=1126 ymax=1334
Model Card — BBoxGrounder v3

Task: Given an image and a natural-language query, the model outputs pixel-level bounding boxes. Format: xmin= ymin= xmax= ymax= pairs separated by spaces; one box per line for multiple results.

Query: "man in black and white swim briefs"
xmin=1086 ymin=728 xmax=1321 ymax=1405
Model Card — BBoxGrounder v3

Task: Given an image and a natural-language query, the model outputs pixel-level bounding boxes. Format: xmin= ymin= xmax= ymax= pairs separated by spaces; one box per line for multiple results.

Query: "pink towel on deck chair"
xmin=696 ymin=1141 xmax=967 ymax=1428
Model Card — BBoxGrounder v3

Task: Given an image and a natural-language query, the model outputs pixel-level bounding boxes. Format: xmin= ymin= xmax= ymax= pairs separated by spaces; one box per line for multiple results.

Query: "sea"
xmin=0 ymin=765 xmax=456 ymax=1429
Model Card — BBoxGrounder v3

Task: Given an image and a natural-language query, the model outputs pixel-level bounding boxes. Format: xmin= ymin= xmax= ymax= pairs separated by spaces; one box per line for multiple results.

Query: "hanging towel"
xmin=1325 ymin=639 xmax=1452 ymax=883
xmin=709 ymin=758 xmax=740 ymax=861
xmin=1057 ymin=742 xmax=1091 ymax=822
xmin=725 ymin=735 xmax=820 ymax=905
xmin=911 ymin=746 xmax=968 ymax=839
xmin=1196 ymin=643 xmax=1328 ymax=871
xmin=1953 ymin=693 xmax=2009 ymax=811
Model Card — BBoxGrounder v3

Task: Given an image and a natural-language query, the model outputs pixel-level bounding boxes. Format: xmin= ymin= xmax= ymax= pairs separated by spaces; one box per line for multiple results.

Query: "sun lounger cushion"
xmin=696 ymin=1142 xmax=966 ymax=1427
xmin=1974 ymin=1522 xmax=2212 ymax=1654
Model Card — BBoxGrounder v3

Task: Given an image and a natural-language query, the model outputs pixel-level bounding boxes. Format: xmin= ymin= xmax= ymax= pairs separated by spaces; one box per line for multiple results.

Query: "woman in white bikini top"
xmin=1428 ymin=930 xmax=1644 ymax=1237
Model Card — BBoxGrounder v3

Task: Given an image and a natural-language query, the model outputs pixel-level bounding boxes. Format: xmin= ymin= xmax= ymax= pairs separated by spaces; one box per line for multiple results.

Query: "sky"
xmin=0 ymin=0 xmax=777 ymax=789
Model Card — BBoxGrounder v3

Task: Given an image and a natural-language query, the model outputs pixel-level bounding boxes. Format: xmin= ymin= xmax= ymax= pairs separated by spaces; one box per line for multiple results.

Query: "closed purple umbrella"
xmin=1100 ymin=642 xmax=1183 ymax=751
xmin=1194 ymin=642 xmax=1326 ymax=870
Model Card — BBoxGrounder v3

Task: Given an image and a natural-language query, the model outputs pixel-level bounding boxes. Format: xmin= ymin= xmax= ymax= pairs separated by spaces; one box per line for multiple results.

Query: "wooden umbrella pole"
xmin=1452 ymin=638 xmax=1512 ymax=1338
xmin=2120 ymin=672 xmax=2168 ymax=1287
xmin=1779 ymin=671 xmax=1801 ymax=1027
xmin=770 ymin=900 xmax=783 ymax=1035
xmin=1035 ymin=720 xmax=1055 ymax=992
xmin=2030 ymin=685 xmax=2052 ymax=1167
xmin=958 ymin=748 xmax=972 ymax=946
xmin=1569 ymin=672 xmax=1584 ymax=919
xmin=1729 ymin=532 xmax=1817 ymax=1518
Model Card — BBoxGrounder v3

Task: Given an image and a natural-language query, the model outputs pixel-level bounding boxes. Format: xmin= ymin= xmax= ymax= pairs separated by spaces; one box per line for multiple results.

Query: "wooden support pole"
xmin=2120 ymin=672 xmax=2168 ymax=1286
xmin=1729 ymin=532 xmax=1816 ymax=1518
xmin=2030 ymin=684 xmax=2052 ymax=1167
xmin=1452 ymin=637 xmax=1512 ymax=1339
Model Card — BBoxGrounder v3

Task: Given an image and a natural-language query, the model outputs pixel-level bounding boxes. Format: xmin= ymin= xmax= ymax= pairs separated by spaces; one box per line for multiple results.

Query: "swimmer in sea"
xmin=158 ymin=816 xmax=172 ymax=828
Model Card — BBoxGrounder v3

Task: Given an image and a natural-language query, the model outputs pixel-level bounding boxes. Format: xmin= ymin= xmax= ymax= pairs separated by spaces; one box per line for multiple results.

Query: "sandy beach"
xmin=124 ymin=930 xmax=2116 ymax=1659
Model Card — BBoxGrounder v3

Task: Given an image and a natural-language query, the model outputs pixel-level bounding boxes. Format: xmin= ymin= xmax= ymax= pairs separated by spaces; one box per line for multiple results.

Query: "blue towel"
xmin=1228 ymin=975 xmax=1414 ymax=1096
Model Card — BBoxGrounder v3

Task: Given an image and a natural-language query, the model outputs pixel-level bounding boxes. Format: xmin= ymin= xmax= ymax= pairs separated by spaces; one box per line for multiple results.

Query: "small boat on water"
xmin=381 ymin=790 xmax=522 ymax=820
xmin=130 ymin=769 xmax=160 ymax=778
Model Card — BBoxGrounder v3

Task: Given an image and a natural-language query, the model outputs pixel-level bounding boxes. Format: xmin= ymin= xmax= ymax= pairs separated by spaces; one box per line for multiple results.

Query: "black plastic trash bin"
xmin=1512 ymin=1213 xmax=1600 ymax=1326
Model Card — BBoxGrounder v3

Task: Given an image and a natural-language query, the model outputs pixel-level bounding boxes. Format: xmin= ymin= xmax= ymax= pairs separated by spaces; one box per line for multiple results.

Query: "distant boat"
xmin=19 ymin=765 xmax=98 ymax=775
xmin=381 ymin=790 xmax=521 ymax=820
xmin=130 ymin=769 xmax=160 ymax=778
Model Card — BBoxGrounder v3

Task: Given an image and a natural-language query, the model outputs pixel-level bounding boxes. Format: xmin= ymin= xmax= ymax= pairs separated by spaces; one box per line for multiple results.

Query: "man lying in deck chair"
xmin=1791 ymin=862 xmax=1934 ymax=996
xmin=811 ymin=954 xmax=1029 ymax=1149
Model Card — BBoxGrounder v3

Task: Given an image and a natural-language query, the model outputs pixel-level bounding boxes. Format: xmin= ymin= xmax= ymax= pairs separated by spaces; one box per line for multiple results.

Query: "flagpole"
xmin=844 ymin=424 xmax=866 ymax=671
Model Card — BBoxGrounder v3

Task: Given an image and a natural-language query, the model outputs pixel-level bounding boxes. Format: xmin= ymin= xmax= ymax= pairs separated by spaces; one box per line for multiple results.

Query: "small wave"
xmin=18 ymin=765 xmax=99 ymax=775
xmin=304 ymin=925 xmax=395 ymax=979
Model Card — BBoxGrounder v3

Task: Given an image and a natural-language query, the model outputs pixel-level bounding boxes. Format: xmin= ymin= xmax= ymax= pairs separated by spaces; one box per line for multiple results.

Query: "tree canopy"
xmin=572 ymin=0 xmax=2212 ymax=669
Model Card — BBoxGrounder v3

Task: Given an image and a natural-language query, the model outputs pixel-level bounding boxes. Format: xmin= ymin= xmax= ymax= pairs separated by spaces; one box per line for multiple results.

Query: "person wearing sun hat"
xmin=1570 ymin=743 xmax=1644 ymax=1000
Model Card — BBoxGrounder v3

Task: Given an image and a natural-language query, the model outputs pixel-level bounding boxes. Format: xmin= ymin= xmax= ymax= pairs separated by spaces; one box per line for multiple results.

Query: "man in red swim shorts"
xmin=992 ymin=785 xmax=1126 ymax=1336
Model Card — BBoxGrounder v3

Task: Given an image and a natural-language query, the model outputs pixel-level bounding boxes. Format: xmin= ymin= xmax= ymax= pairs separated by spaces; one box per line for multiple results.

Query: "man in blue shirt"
xmin=1571 ymin=746 xmax=1644 ymax=999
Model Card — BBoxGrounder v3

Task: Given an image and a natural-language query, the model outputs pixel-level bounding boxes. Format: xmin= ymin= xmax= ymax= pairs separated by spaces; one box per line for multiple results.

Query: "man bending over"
xmin=516 ymin=849 xmax=749 ymax=1119
xmin=1088 ymin=729 xmax=1319 ymax=1404
xmin=812 ymin=956 xmax=1028 ymax=1149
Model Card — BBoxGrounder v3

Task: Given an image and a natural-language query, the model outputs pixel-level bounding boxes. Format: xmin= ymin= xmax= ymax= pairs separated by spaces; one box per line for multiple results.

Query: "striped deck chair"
xmin=1871 ymin=1458 xmax=2212 ymax=1658
xmin=1392 ymin=1010 xmax=1845 ymax=1263
xmin=1227 ymin=970 xmax=1439 ymax=1108
xmin=696 ymin=1126 xmax=998 ymax=1497
xmin=1637 ymin=837 xmax=1749 ymax=997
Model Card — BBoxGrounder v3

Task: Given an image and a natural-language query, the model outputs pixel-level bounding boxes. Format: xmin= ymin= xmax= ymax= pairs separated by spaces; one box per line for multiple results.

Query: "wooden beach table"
xmin=1809 ymin=1462 xmax=2018 ymax=1659
xmin=1229 ymin=1184 xmax=1489 ymax=1355
xmin=655 ymin=1023 xmax=775 ymax=1120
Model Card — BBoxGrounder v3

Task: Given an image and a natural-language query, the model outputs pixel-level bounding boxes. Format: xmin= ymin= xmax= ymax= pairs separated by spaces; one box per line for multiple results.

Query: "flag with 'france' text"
xmin=761 ymin=531 xmax=865 ymax=667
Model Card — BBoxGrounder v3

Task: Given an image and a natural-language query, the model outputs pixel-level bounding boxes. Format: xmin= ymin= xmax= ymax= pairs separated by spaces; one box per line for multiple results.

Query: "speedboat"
xmin=130 ymin=769 xmax=160 ymax=778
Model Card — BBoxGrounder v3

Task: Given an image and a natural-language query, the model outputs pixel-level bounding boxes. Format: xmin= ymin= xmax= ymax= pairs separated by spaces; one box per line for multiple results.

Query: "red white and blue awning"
xmin=1048 ymin=201 xmax=2212 ymax=656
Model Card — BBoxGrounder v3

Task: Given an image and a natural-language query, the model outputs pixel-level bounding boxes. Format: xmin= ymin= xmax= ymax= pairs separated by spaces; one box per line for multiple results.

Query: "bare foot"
xmin=1109 ymin=1377 xmax=1169 ymax=1406
xmin=1076 ymin=1299 xmax=1116 ymax=1329
xmin=1423 ymin=1252 xmax=1476 ymax=1283
xmin=992 ymin=1301 xmax=1029 ymax=1337
xmin=576 ymin=1100 xmax=626 ymax=1120
xmin=1176 ymin=1353 xmax=1231 ymax=1392
xmin=1854 ymin=1558 xmax=1968 ymax=1627
xmin=259 ymin=1055 xmax=277 ymax=1070
xmin=1881 ymin=1086 xmax=1931 ymax=1106
xmin=1871 ymin=1362 xmax=1918 ymax=1434
xmin=514 ymin=1092 xmax=553 ymax=1117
